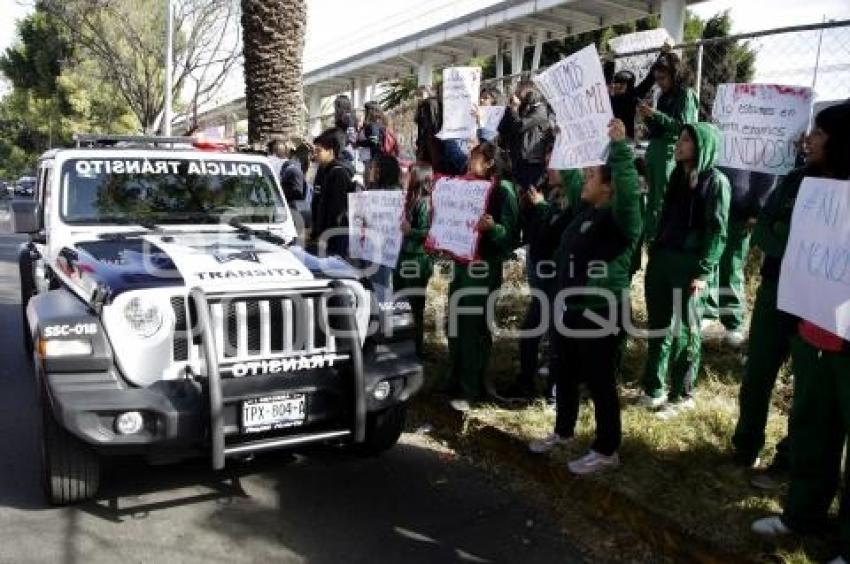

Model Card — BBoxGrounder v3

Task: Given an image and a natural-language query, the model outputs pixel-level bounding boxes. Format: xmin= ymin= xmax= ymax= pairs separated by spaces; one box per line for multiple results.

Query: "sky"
xmin=1 ymin=0 xmax=849 ymax=100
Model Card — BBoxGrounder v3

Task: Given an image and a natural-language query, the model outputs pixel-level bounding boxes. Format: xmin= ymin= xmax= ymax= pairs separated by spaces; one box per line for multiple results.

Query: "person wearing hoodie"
xmin=639 ymin=122 xmax=730 ymax=418
xmin=499 ymin=80 xmax=552 ymax=191
xmin=703 ymin=168 xmax=778 ymax=347
xmin=394 ymin=165 xmax=435 ymax=358
xmin=527 ymin=119 xmax=642 ymax=474
xmin=751 ymin=103 xmax=850 ymax=564
xmin=733 ymin=104 xmax=850 ymax=487
xmin=312 ymin=128 xmax=355 ymax=258
xmin=439 ymin=141 xmax=520 ymax=411
xmin=610 ymin=70 xmax=638 ymax=140
xmin=634 ymin=48 xmax=699 ymax=242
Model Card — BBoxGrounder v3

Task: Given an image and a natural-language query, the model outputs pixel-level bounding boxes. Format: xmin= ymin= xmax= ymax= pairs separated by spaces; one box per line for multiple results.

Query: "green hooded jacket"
xmin=553 ymin=140 xmax=643 ymax=308
xmin=653 ymin=122 xmax=731 ymax=281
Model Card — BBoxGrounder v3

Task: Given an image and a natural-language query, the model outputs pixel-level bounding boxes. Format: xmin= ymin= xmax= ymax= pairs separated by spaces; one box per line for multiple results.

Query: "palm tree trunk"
xmin=241 ymin=0 xmax=307 ymax=145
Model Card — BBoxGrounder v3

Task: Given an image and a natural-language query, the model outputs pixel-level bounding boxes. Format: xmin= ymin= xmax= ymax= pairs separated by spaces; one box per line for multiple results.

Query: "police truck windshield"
xmin=60 ymin=158 xmax=287 ymax=225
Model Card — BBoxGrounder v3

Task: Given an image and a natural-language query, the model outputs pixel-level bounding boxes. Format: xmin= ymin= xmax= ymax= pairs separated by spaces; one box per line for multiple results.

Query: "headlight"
xmin=124 ymin=296 xmax=164 ymax=338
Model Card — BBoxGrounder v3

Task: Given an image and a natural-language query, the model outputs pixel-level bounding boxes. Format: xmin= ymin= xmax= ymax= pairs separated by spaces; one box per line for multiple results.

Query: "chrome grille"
xmin=208 ymin=294 xmax=335 ymax=363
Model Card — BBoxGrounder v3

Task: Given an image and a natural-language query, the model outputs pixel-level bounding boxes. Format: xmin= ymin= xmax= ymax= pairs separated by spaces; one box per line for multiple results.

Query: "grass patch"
xmin=418 ymin=252 xmax=836 ymax=563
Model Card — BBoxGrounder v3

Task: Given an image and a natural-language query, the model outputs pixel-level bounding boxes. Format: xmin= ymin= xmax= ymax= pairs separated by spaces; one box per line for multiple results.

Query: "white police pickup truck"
xmin=12 ymin=135 xmax=422 ymax=504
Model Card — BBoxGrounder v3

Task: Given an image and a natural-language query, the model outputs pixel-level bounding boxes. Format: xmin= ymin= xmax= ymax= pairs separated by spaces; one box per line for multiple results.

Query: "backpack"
xmin=381 ymin=127 xmax=400 ymax=157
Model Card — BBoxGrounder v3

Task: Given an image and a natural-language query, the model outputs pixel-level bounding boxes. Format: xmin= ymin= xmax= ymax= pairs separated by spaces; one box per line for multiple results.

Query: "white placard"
xmin=778 ymin=177 xmax=850 ymax=339
xmin=348 ymin=190 xmax=405 ymax=268
xmin=609 ymin=29 xmax=674 ymax=84
xmin=712 ymin=83 xmax=814 ymax=175
xmin=425 ymin=177 xmax=492 ymax=263
xmin=479 ymin=106 xmax=506 ymax=133
xmin=438 ymin=67 xmax=481 ymax=140
xmin=534 ymin=44 xmax=614 ymax=170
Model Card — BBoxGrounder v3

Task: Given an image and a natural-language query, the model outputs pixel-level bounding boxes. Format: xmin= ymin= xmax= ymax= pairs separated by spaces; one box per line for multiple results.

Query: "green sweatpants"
xmin=643 ymin=139 xmax=676 ymax=243
xmin=731 ymin=277 xmax=798 ymax=462
xmin=704 ymin=220 xmax=752 ymax=330
xmin=642 ymin=249 xmax=706 ymax=400
xmin=783 ymin=338 xmax=850 ymax=560
xmin=441 ymin=260 xmax=503 ymax=401
xmin=394 ymin=253 xmax=433 ymax=357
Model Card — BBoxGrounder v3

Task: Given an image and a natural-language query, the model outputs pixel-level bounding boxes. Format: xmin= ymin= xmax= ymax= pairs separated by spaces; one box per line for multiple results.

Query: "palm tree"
xmin=241 ymin=0 xmax=307 ymax=145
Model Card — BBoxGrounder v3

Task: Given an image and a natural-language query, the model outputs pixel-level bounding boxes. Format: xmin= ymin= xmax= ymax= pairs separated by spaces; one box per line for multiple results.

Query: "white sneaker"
xmin=751 ymin=516 xmax=791 ymax=537
xmin=635 ymin=394 xmax=666 ymax=409
xmin=529 ymin=433 xmax=571 ymax=454
xmin=568 ymin=450 xmax=620 ymax=475
xmin=827 ymin=557 xmax=848 ymax=564
xmin=449 ymin=399 xmax=471 ymax=412
xmin=656 ymin=397 xmax=696 ymax=421
xmin=724 ymin=330 xmax=747 ymax=348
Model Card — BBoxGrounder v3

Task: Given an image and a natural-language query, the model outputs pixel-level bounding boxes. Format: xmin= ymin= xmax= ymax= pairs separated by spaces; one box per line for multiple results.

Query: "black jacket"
xmin=312 ymin=160 xmax=354 ymax=237
xmin=499 ymin=103 xmax=551 ymax=165
xmin=718 ymin=166 xmax=777 ymax=223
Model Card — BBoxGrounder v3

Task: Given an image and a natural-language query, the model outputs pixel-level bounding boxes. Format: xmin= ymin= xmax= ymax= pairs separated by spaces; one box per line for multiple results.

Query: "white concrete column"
xmin=510 ymin=32 xmax=524 ymax=83
xmin=352 ymin=78 xmax=363 ymax=110
xmin=531 ymin=29 xmax=546 ymax=71
xmin=417 ymin=53 xmax=434 ymax=87
xmin=308 ymin=90 xmax=322 ymax=138
xmin=496 ymin=41 xmax=504 ymax=81
xmin=661 ymin=0 xmax=686 ymax=42
xmin=368 ymin=76 xmax=378 ymax=102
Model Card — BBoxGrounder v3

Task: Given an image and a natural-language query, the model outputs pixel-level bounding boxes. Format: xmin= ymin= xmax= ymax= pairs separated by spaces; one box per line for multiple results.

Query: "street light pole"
xmin=163 ymin=0 xmax=174 ymax=136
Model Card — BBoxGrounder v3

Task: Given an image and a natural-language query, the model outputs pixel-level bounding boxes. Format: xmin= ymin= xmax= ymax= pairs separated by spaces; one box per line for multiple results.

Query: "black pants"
xmin=519 ymin=291 xmax=545 ymax=393
xmin=553 ymin=306 xmax=622 ymax=456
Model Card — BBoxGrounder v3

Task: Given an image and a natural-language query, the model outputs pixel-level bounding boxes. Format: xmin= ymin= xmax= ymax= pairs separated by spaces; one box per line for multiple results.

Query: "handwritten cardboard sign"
xmin=609 ymin=29 xmax=674 ymax=84
xmin=425 ymin=176 xmax=492 ymax=263
xmin=438 ymin=67 xmax=481 ymax=140
xmin=534 ymin=44 xmax=614 ymax=169
xmin=712 ymin=83 xmax=813 ymax=175
xmin=778 ymin=177 xmax=850 ymax=339
xmin=479 ymin=106 xmax=506 ymax=134
xmin=348 ymin=190 xmax=405 ymax=268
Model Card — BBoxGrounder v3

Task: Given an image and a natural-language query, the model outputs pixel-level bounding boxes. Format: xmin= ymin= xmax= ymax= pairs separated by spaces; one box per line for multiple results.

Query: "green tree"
xmin=684 ymin=10 xmax=756 ymax=118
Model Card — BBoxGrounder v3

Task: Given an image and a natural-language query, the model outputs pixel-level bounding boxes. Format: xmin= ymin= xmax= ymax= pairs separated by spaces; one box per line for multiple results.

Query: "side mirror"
xmin=10 ymin=200 xmax=41 ymax=234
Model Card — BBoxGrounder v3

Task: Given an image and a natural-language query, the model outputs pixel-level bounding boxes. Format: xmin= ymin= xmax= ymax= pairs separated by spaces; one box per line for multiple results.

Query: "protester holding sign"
xmin=640 ymin=123 xmax=730 ymax=418
xmin=734 ymin=103 xmax=850 ymax=486
xmin=528 ymin=119 xmax=642 ymax=475
xmin=437 ymin=142 xmax=520 ymax=410
xmin=751 ymin=103 xmax=850 ymax=563
xmin=634 ymin=48 xmax=699 ymax=242
xmin=394 ymin=165 xmax=435 ymax=358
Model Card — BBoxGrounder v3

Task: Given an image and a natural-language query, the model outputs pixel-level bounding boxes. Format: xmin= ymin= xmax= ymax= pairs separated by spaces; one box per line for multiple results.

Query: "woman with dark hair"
xmin=358 ymin=101 xmax=385 ymax=166
xmin=394 ymin=165 xmax=435 ymax=357
xmin=333 ymin=95 xmax=357 ymax=164
xmin=439 ymin=141 xmax=520 ymax=410
xmin=747 ymin=106 xmax=850 ymax=562
xmin=634 ymin=47 xmax=699 ymax=242
xmin=414 ymin=85 xmax=442 ymax=167
xmin=499 ymin=80 xmax=552 ymax=192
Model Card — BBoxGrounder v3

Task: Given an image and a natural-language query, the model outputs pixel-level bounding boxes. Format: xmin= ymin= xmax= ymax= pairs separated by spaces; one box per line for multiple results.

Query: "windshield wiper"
xmin=228 ymin=219 xmax=292 ymax=247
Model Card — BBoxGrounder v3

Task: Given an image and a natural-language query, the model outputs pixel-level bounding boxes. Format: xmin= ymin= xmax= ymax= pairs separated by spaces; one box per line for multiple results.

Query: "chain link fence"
xmin=479 ymin=19 xmax=850 ymax=119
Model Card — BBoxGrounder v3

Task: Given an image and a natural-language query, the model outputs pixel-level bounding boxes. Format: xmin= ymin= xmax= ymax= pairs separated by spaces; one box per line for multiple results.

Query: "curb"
xmin=412 ymin=396 xmax=755 ymax=564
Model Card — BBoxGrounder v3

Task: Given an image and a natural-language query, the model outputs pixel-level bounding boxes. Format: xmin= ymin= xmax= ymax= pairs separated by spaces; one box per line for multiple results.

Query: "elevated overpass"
xmin=194 ymin=0 xmax=696 ymax=138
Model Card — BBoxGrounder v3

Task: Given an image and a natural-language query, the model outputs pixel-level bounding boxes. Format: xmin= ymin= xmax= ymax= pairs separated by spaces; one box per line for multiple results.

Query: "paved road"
xmin=0 ymin=226 xmax=583 ymax=564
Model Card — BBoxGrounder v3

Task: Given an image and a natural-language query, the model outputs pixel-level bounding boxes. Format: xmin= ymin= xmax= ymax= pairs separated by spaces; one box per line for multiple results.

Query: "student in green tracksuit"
xmin=528 ymin=119 xmax=642 ymax=475
xmin=441 ymin=142 xmax=520 ymax=409
xmin=394 ymin=165 xmax=434 ymax=358
xmin=634 ymin=48 xmax=699 ymax=242
xmin=751 ymin=102 xmax=850 ymax=562
xmin=639 ymin=122 xmax=730 ymax=418
xmin=733 ymin=103 xmax=850 ymax=475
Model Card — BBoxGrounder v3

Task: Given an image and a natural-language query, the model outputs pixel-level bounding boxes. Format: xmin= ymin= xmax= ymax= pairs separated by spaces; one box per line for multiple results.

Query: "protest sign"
xmin=712 ymin=83 xmax=813 ymax=175
xmin=534 ymin=44 xmax=614 ymax=169
xmin=609 ymin=29 xmax=674 ymax=84
xmin=438 ymin=67 xmax=481 ymax=140
xmin=778 ymin=177 xmax=850 ymax=339
xmin=425 ymin=176 xmax=492 ymax=263
xmin=479 ymin=106 xmax=506 ymax=134
xmin=348 ymin=190 xmax=405 ymax=268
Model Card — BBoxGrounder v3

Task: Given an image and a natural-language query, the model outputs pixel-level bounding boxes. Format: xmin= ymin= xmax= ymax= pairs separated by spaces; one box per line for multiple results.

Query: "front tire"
xmin=41 ymin=403 xmax=100 ymax=505
xmin=358 ymin=404 xmax=407 ymax=455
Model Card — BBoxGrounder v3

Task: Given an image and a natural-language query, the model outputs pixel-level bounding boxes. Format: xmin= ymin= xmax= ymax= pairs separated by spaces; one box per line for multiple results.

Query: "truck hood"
xmin=62 ymin=232 xmax=360 ymax=301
